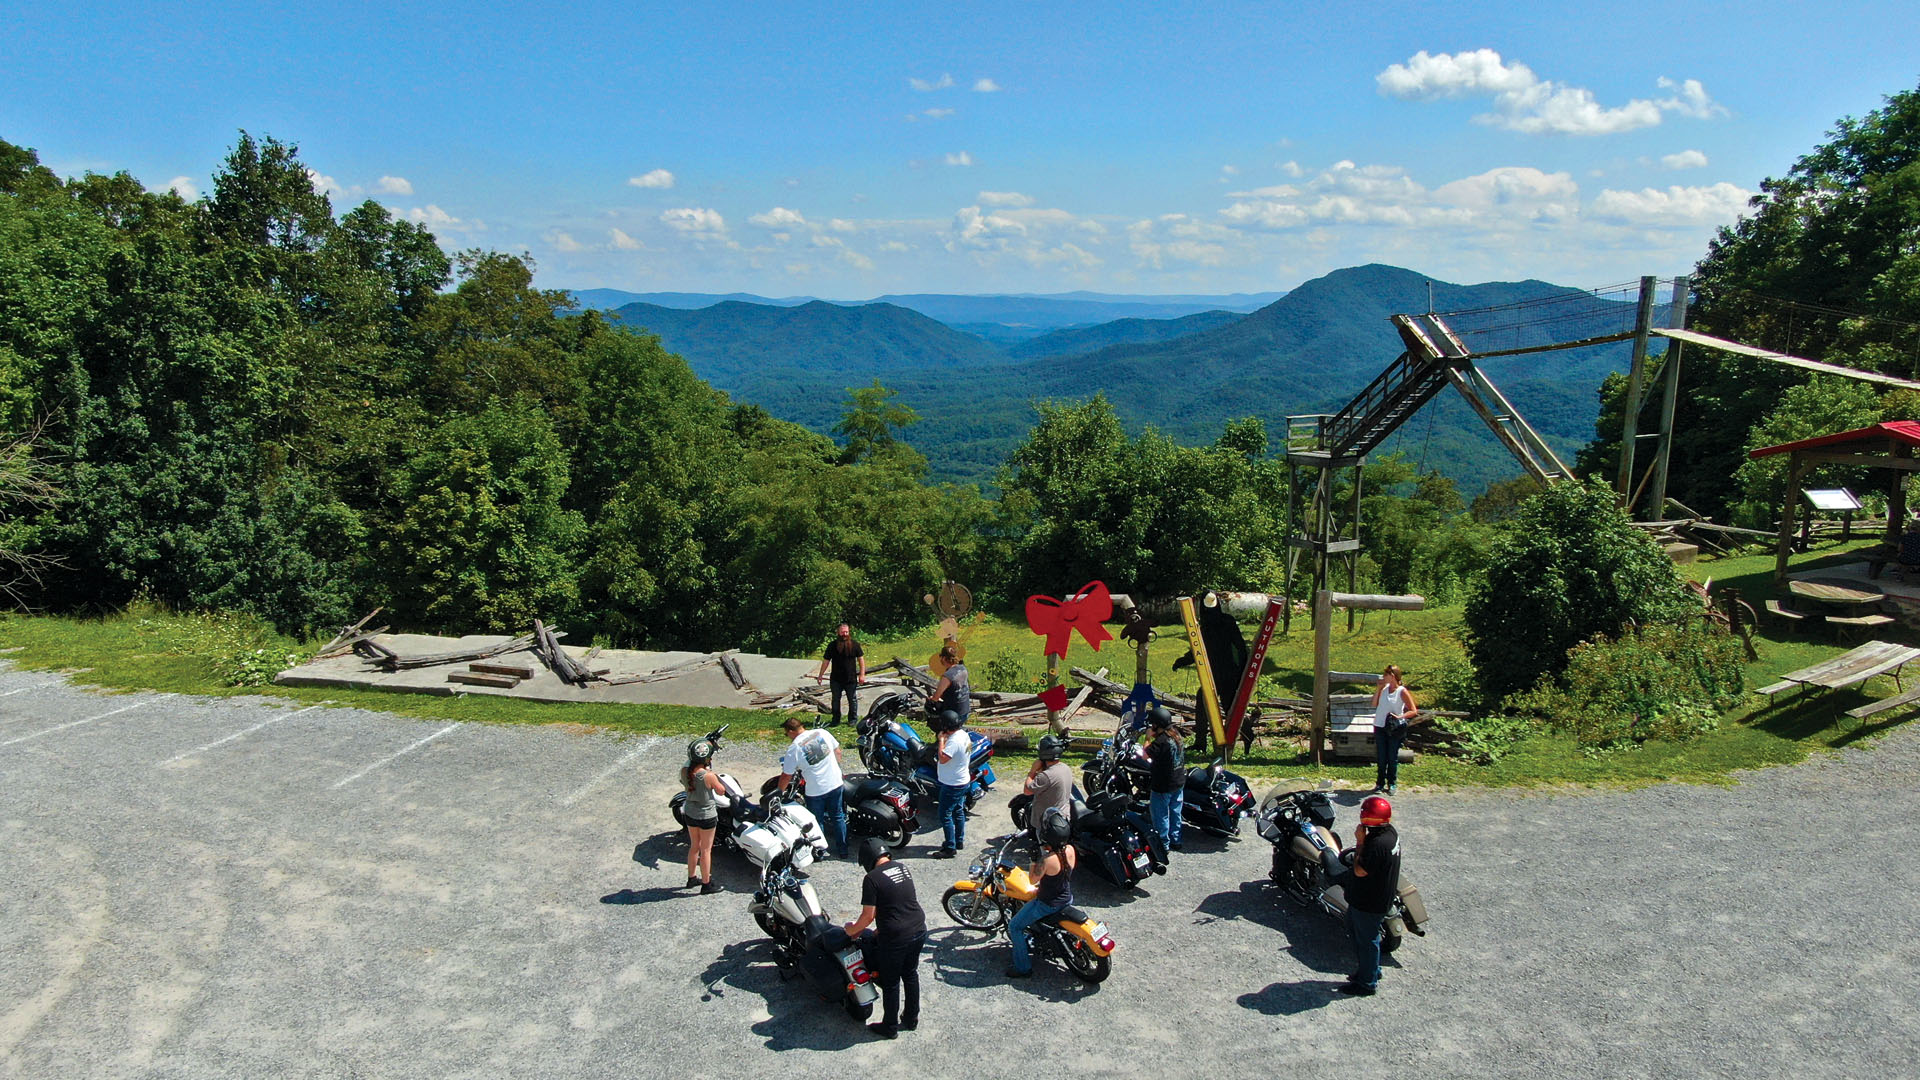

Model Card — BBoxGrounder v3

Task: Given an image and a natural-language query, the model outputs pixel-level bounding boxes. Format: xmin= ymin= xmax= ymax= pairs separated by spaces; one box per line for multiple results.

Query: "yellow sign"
xmin=1178 ymin=596 xmax=1228 ymax=747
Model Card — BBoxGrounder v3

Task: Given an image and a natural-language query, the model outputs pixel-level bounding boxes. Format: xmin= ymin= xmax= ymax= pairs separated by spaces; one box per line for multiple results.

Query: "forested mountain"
xmin=1006 ymin=309 xmax=1244 ymax=359
xmin=607 ymin=299 xmax=1013 ymax=379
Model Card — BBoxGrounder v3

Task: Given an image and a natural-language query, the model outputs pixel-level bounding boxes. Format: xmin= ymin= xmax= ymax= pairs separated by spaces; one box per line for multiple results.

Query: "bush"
xmin=978 ymin=651 xmax=1034 ymax=692
xmin=1508 ymin=621 xmax=1745 ymax=750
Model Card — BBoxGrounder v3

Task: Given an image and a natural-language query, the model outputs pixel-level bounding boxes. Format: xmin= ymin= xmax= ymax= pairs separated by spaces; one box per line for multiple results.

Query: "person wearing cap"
xmin=681 ymin=740 xmax=728 ymax=894
xmin=777 ymin=716 xmax=849 ymax=858
xmin=1023 ymin=733 xmax=1074 ymax=826
xmin=1144 ymin=707 xmax=1186 ymax=851
xmin=1334 ymin=794 xmax=1402 ymax=996
xmin=843 ymin=837 xmax=926 ymax=1039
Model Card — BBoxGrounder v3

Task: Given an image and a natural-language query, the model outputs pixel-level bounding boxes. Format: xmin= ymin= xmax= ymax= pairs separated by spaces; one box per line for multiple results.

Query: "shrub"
xmin=1508 ymin=621 xmax=1745 ymax=750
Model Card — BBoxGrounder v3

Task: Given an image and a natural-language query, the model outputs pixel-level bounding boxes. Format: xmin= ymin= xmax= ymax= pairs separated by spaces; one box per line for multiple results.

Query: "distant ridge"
xmin=605 ymin=299 xmax=1010 ymax=381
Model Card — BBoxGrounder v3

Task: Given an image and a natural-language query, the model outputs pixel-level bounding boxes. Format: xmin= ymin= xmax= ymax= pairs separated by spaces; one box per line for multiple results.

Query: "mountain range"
xmin=586 ymin=265 xmax=1649 ymax=494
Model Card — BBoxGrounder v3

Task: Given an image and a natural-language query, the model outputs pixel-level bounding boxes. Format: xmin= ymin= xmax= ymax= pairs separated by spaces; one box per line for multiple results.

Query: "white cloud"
xmin=909 ymin=72 xmax=954 ymax=92
xmin=828 ymin=218 xmax=858 ymax=232
xmin=1377 ymin=49 xmax=1723 ymax=136
xmin=1128 ymin=215 xmax=1235 ymax=269
xmin=749 ymin=206 xmax=808 ymax=228
xmin=545 ymin=229 xmax=585 ymax=253
xmin=158 ymin=176 xmax=198 ymax=200
xmin=972 ymin=78 xmax=1001 ymax=93
xmin=1660 ymin=149 xmax=1709 ymax=170
xmin=977 ymin=190 xmax=1035 ymax=208
xmin=1221 ymin=164 xmax=1240 ymax=176
xmin=945 ymin=151 xmax=974 ymax=167
xmin=659 ymin=207 xmax=727 ymax=235
xmin=375 ymin=175 xmax=413 ymax=195
xmin=1432 ymin=166 xmax=1580 ymax=220
xmin=407 ymin=204 xmax=484 ymax=233
xmin=609 ymin=228 xmax=642 ymax=250
xmin=840 ymin=248 xmax=876 ymax=271
xmin=919 ymin=107 xmax=955 ymax=120
xmin=878 ymin=240 xmax=911 ymax=253
xmin=809 ymin=234 xmax=842 ymax=248
xmin=1590 ymin=182 xmax=1751 ymax=225
xmin=306 ymin=169 xmax=345 ymax=198
xmin=1279 ymin=160 xmax=1305 ymax=178
xmin=628 ymin=169 xmax=676 ymax=189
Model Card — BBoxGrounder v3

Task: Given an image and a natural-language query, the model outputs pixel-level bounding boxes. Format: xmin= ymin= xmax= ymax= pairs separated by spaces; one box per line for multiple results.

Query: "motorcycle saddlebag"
xmin=1303 ymin=792 xmax=1336 ymax=829
xmin=1397 ymin=880 xmax=1429 ymax=928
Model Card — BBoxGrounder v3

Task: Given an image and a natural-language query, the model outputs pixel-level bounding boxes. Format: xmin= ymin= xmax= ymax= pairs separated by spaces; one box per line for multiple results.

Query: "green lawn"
xmin=4 ymin=536 xmax=1916 ymax=789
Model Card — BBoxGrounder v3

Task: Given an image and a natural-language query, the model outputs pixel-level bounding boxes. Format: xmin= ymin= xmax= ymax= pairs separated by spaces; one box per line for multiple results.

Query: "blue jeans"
xmin=806 ymin=786 xmax=848 ymax=857
xmin=1150 ymin=788 xmax=1184 ymax=846
xmin=1375 ymin=725 xmax=1404 ymax=788
xmin=1007 ymin=899 xmax=1065 ymax=975
xmin=937 ymin=782 xmax=968 ymax=851
xmin=1346 ymin=904 xmax=1387 ymax=987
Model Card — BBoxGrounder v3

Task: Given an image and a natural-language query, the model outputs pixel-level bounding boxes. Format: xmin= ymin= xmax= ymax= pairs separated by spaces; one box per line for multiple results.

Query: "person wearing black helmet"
xmin=1144 ymin=707 xmax=1186 ymax=852
xmin=1334 ymin=794 xmax=1401 ymax=996
xmin=680 ymin=739 xmax=727 ymax=895
xmin=843 ymin=837 xmax=926 ymax=1038
xmin=1006 ymin=806 xmax=1076 ymax=978
xmin=932 ymin=708 xmax=971 ymax=857
xmin=1023 ymin=733 xmax=1073 ymax=826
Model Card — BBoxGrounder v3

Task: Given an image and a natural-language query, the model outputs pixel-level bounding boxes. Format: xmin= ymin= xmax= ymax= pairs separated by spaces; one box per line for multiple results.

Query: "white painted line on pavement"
xmin=560 ymin=737 xmax=665 ymax=806
xmin=0 ymin=696 xmax=166 ymax=747
xmin=330 ymin=722 xmax=461 ymax=789
xmin=0 ymin=683 xmax=59 ymax=698
xmin=159 ymin=703 xmax=329 ymax=765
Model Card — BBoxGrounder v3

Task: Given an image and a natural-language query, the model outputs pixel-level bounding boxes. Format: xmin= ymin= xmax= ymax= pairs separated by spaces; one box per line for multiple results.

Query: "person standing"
xmin=1144 ymin=707 xmax=1186 ymax=852
xmin=1334 ymin=795 xmax=1402 ymax=996
xmin=932 ymin=712 xmax=971 ymax=858
xmin=843 ymin=837 xmax=927 ymax=1039
xmin=1023 ymin=734 xmax=1074 ymax=827
xmin=814 ymin=623 xmax=866 ymax=726
xmin=1006 ymin=807 xmax=1076 ymax=978
xmin=1370 ymin=665 xmax=1416 ymax=795
xmin=777 ymin=716 xmax=849 ymax=858
xmin=927 ymin=645 xmax=971 ymax=725
xmin=681 ymin=740 xmax=726 ymax=895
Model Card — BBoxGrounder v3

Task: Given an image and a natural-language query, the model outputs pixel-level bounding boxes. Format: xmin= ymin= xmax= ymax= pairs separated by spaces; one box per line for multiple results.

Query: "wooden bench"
xmin=1750 ymin=640 xmax=1920 ymax=702
xmin=1826 ymin=613 xmax=1897 ymax=641
xmin=1846 ymin=683 xmax=1920 ymax=720
xmin=1764 ymin=599 xmax=1811 ymax=626
xmin=1754 ymin=680 xmax=1798 ymax=700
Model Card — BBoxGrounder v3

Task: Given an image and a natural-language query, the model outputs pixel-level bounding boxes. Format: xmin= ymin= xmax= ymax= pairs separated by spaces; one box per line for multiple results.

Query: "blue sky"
xmin=6 ymin=1 xmax=1916 ymax=297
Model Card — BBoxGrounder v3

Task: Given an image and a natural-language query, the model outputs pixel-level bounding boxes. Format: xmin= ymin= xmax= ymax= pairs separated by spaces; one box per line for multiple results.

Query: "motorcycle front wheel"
xmin=1059 ymin=935 xmax=1112 ymax=984
xmin=842 ymin=991 xmax=874 ymax=1022
xmin=940 ymin=886 xmax=1007 ymax=931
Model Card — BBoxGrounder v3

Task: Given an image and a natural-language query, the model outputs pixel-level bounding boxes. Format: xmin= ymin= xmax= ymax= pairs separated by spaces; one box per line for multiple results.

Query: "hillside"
xmin=1007 ymin=309 xmax=1244 ymax=359
xmin=604 ymin=299 xmax=1012 ymax=382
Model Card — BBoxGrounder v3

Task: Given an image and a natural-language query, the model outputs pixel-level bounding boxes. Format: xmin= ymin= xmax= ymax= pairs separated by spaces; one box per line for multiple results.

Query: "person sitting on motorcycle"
xmin=1023 ymin=734 xmax=1073 ymax=826
xmin=1006 ymin=807 xmax=1076 ymax=979
xmin=1144 ymin=707 xmax=1185 ymax=852
xmin=926 ymin=645 xmax=971 ymax=725
xmin=932 ymin=709 xmax=971 ymax=858
xmin=1334 ymin=795 xmax=1402 ymax=996
xmin=842 ymin=837 xmax=927 ymax=1039
xmin=681 ymin=740 xmax=727 ymax=895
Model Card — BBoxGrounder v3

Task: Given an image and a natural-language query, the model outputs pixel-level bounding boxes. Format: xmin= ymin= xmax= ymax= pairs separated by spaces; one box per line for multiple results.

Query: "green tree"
xmin=1730 ymin=378 xmax=1884 ymax=527
xmin=834 ymin=379 xmax=925 ymax=474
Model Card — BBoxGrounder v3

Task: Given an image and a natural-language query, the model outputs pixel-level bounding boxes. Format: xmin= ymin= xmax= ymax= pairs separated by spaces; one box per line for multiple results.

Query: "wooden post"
xmin=1347 ymin=462 xmax=1363 ymax=631
xmin=1616 ymin=276 xmax=1659 ymax=508
xmin=1888 ymin=444 xmax=1909 ymax=544
xmin=1311 ymin=590 xmax=1332 ymax=766
xmin=1282 ymin=460 xmax=1298 ymax=634
xmin=1776 ymin=451 xmax=1807 ymax=582
xmin=1045 ymin=651 xmax=1063 ymax=734
xmin=1649 ymin=275 xmax=1690 ymax=514
xmin=1179 ymin=596 xmax=1228 ymax=751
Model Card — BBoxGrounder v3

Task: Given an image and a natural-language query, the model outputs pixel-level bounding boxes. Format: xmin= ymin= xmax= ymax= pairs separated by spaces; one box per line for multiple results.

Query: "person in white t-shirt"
xmin=1370 ymin=665 xmax=1416 ymax=795
xmin=931 ymin=711 xmax=972 ymax=858
xmin=778 ymin=716 xmax=848 ymax=857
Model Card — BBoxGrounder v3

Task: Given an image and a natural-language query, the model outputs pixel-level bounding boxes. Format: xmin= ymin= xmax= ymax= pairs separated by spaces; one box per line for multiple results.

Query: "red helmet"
xmin=1360 ymin=795 xmax=1392 ymax=826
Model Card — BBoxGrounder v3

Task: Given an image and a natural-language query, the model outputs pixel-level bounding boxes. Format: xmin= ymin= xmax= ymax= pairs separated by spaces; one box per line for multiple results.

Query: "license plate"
xmin=1091 ymin=922 xmax=1110 ymax=939
xmin=1132 ymin=853 xmax=1150 ymax=869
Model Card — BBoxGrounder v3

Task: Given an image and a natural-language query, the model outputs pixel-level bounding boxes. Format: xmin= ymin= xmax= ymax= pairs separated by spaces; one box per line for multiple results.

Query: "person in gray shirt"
xmin=1024 ymin=734 xmax=1073 ymax=825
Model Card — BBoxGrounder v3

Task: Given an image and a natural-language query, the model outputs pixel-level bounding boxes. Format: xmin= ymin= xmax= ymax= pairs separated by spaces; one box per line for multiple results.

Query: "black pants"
xmin=867 ymin=931 xmax=925 ymax=1028
xmin=830 ymin=679 xmax=860 ymax=724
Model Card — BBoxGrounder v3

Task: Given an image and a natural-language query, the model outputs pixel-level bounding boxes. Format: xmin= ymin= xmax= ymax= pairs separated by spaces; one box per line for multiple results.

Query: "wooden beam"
xmin=1458 ymin=330 xmax=1637 ymax=360
xmin=1653 ymin=328 xmax=1920 ymax=390
xmin=1328 ymin=592 xmax=1426 ymax=611
xmin=1616 ymin=276 xmax=1659 ymax=503
xmin=1795 ymin=452 xmax=1920 ymax=472
xmin=1312 ymin=590 xmax=1332 ymax=767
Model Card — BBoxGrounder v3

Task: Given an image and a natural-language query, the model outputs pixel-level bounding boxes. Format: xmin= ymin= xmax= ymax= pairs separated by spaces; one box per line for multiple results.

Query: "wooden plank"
xmin=449 ymin=671 xmax=521 ymax=688
xmin=1654 ymin=327 xmax=1920 ymax=390
xmin=469 ymin=662 xmax=536 ymax=679
xmin=719 ymin=654 xmax=747 ymax=690
xmin=1753 ymin=680 xmax=1797 ymax=698
xmin=1847 ymin=683 xmax=1920 ymax=719
xmin=317 ymin=608 xmax=385 ymax=655
xmin=1327 ymin=592 xmax=1426 ymax=611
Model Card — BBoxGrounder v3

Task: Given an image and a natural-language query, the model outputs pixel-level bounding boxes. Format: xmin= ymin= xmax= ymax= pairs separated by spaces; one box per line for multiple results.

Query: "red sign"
xmin=1223 ymin=599 xmax=1284 ymax=753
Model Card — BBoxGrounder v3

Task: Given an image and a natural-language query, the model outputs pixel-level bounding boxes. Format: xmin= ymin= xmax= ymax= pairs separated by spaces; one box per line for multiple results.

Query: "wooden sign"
xmin=1223 ymin=598 xmax=1283 ymax=754
xmin=1177 ymin=596 xmax=1228 ymax=748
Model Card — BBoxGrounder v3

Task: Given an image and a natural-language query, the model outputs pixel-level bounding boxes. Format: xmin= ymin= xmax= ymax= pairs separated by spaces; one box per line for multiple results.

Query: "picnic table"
xmin=1754 ymin=639 xmax=1920 ymax=701
xmin=1787 ymin=579 xmax=1886 ymax=608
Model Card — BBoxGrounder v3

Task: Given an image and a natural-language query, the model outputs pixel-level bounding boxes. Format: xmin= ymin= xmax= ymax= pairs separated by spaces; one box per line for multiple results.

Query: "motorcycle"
xmin=940 ymin=831 xmax=1117 ymax=984
xmin=1254 ymin=788 xmax=1430 ymax=954
xmin=1009 ymin=788 xmax=1166 ymax=890
xmin=745 ymin=811 xmax=880 ymax=1021
xmin=760 ymin=769 xmax=917 ymax=849
xmin=1081 ymin=727 xmax=1151 ymax=809
xmin=1180 ymin=755 xmax=1256 ymax=837
xmin=667 ymin=724 xmax=757 ymax=854
xmin=858 ymin=693 xmax=997 ymax=812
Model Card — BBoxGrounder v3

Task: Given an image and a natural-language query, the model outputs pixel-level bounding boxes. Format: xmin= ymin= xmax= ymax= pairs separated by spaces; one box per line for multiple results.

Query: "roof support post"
xmin=1616 ymin=276 xmax=1659 ymax=509
xmin=1890 ymin=444 xmax=1911 ymax=544
xmin=1776 ymin=451 xmax=1807 ymax=582
xmin=1649 ymin=275 xmax=1690 ymax=515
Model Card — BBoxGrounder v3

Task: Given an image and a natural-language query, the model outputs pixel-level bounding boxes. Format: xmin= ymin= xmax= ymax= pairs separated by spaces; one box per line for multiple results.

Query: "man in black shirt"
xmin=1335 ymin=795 xmax=1402 ymax=996
xmin=814 ymin=623 xmax=865 ymax=726
xmin=1144 ymin=708 xmax=1186 ymax=851
xmin=844 ymin=837 xmax=926 ymax=1038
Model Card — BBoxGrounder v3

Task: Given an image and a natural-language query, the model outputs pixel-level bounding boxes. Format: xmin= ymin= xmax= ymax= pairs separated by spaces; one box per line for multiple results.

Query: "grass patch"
xmin=6 ymin=535 xmax=1916 ymax=790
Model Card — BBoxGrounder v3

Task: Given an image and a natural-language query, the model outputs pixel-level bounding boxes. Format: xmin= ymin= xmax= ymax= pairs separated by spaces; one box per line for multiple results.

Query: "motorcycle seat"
xmin=1056 ymin=904 xmax=1091 ymax=924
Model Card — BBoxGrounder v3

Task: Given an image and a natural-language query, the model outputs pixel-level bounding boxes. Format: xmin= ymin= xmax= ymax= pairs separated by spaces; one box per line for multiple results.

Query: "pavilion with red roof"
xmin=1748 ymin=421 xmax=1920 ymax=580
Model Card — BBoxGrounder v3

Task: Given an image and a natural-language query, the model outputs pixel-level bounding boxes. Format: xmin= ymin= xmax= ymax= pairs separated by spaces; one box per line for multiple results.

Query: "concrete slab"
xmin=276 ymin=634 xmax=819 ymax=710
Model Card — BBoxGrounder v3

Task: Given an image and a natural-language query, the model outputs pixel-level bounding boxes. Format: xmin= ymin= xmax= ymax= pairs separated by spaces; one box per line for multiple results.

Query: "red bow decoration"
xmin=1025 ymin=581 xmax=1114 ymax=658
xmin=1039 ymin=685 xmax=1071 ymax=712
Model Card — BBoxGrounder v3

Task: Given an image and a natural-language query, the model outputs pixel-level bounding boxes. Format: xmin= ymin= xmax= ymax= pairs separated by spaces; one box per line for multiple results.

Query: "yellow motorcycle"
xmin=941 ymin=832 xmax=1117 ymax=983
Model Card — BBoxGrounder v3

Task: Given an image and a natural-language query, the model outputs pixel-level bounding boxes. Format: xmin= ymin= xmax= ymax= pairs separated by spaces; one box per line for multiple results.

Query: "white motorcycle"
xmin=743 ymin=801 xmax=880 ymax=1022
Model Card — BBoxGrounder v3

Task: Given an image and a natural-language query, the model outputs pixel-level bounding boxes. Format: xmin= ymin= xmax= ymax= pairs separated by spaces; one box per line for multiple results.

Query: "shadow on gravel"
xmin=1236 ymin=980 xmax=1337 ymax=1016
xmin=696 ymin=939 xmax=871 ymax=1050
xmin=925 ymin=926 xmax=1101 ymax=1002
xmin=631 ymin=830 xmax=684 ymax=870
xmin=600 ymin=886 xmax=686 ymax=906
xmin=1197 ymin=881 xmax=1354 ymax=977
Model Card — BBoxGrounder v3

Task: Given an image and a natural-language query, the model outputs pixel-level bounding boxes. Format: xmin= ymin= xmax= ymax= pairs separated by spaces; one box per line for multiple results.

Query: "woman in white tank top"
xmin=1370 ymin=665 xmax=1416 ymax=794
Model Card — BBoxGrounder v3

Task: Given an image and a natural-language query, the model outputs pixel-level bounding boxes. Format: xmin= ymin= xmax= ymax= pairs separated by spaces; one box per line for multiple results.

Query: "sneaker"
xmin=686 ymin=877 xmax=700 ymax=889
xmin=899 ymin=1019 xmax=918 ymax=1031
xmin=1170 ymin=841 xmax=1184 ymax=852
xmin=1336 ymin=981 xmax=1376 ymax=996
xmin=1004 ymin=967 xmax=1033 ymax=979
xmin=1387 ymin=784 xmax=1397 ymax=795
xmin=867 ymin=1023 xmax=897 ymax=1039
xmin=700 ymin=881 xmax=722 ymax=895
xmin=934 ymin=846 xmax=955 ymax=859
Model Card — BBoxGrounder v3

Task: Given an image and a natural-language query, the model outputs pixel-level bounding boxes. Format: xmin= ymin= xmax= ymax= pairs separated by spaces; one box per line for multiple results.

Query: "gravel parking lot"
xmin=3 ymin=664 xmax=1916 ymax=1079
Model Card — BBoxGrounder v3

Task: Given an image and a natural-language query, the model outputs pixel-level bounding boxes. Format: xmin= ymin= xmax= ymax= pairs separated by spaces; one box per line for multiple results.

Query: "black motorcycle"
xmin=1254 ymin=788 xmax=1430 ymax=954
xmin=1010 ymin=789 xmax=1167 ymax=890
xmin=758 ymin=770 xmax=915 ymax=849
xmin=1081 ymin=727 xmax=1151 ymax=809
xmin=1180 ymin=756 xmax=1256 ymax=837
